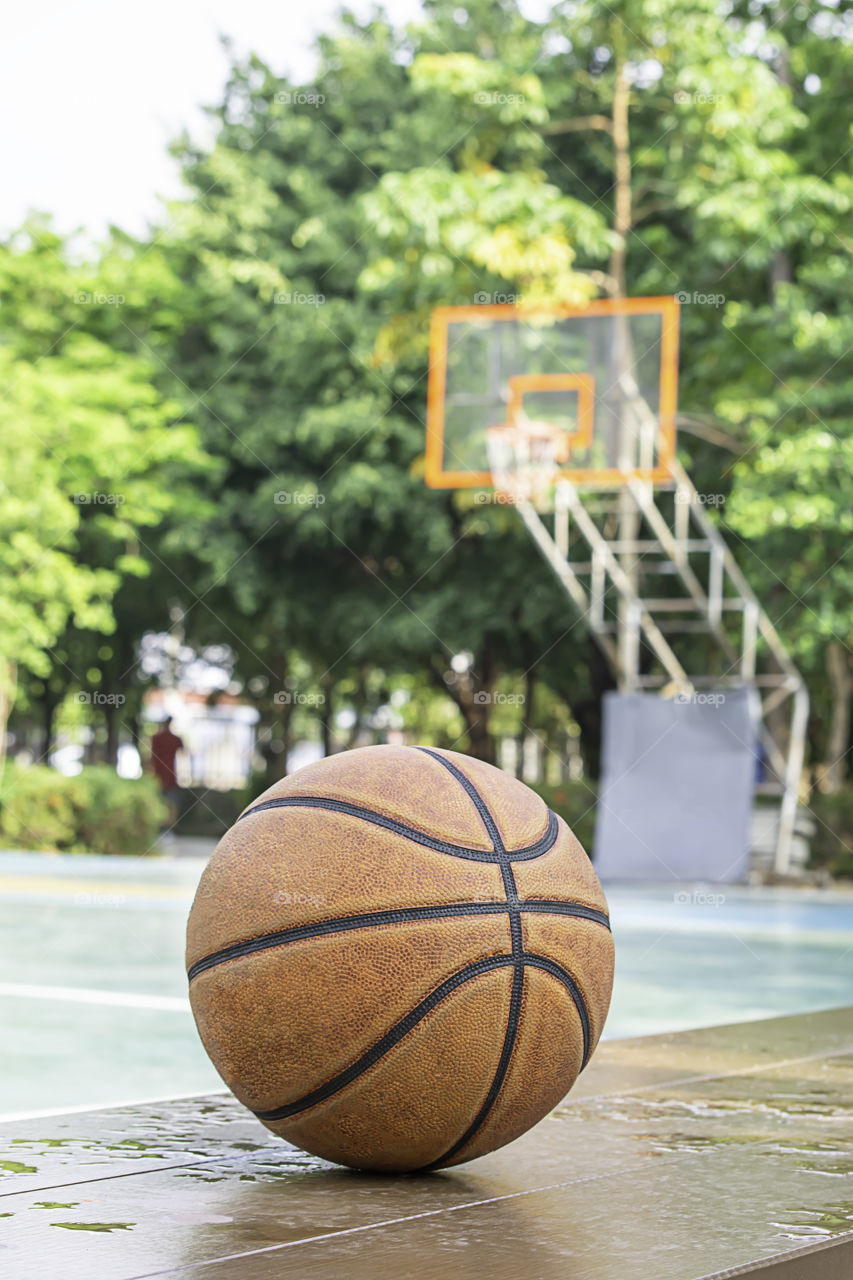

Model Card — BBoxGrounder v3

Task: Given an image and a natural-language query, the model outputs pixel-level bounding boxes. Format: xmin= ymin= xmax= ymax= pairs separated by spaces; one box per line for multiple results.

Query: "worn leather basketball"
xmin=186 ymin=744 xmax=614 ymax=1172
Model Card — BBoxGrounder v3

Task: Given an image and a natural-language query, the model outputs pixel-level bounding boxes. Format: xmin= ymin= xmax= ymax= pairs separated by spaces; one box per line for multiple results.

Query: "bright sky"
xmin=2 ymin=0 xmax=426 ymax=242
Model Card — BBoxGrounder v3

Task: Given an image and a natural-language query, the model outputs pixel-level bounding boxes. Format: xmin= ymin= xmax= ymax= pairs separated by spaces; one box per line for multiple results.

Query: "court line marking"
xmin=565 ymin=1039 xmax=853 ymax=1106
xmin=0 ymin=1088 xmax=229 ymax=1125
xmin=126 ymin=1163 xmax=656 ymax=1279
xmin=0 ymin=875 xmax=193 ymax=899
xmin=0 ymin=982 xmax=190 ymax=1011
xmin=0 ymin=1098 xmax=303 ymax=1203
xmin=0 ymin=1143 xmax=298 ymax=1201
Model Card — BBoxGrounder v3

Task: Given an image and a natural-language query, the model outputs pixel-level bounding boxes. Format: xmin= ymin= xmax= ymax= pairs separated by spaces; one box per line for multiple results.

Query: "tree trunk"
xmin=260 ymin=713 xmax=287 ymax=788
xmin=0 ymin=659 xmax=17 ymax=787
xmin=465 ymin=705 xmax=493 ymax=763
xmin=514 ymin=664 xmax=537 ymax=778
xmin=770 ymin=15 xmax=793 ymax=305
xmin=609 ymin=58 xmax=631 ymax=300
xmin=770 ymin=250 xmax=792 ymax=304
xmin=569 ymin=635 xmax=617 ymax=779
xmin=467 ymin=639 xmax=497 ymax=763
xmin=514 ymin=726 xmax=524 ymax=779
xmin=345 ymin=665 xmax=370 ymax=749
xmin=823 ymin=641 xmax=852 ymax=793
xmin=40 ymin=693 xmax=57 ymax=764
xmin=258 ymin=654 xmax=294 ymax=785
xmin=320 ymin=676 xmax=336 ymax=757
xmin=104 ymin=699 xmax=119 ymax=768
xmin=427 ymin=642 xmax=497 ymax=763
xmin=517 ymin=665 xmax=538 ymax=779
xmin=279 ymin=696 xmax=294 ymax=777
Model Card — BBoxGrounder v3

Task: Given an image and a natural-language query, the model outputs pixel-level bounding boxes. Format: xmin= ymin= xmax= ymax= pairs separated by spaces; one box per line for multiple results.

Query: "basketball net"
xmin=485 ymin=417 xmax=566 ymax=508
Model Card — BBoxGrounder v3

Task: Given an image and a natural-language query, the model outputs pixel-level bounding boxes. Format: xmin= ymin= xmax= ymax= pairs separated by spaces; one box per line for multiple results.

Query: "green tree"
xmin=0 ymin=226 xmax=209 ymax=772
xmin=8 ymin=0 xmax=841 ymax=781
xmin=139 ymin=12 xmax=613 ymax=765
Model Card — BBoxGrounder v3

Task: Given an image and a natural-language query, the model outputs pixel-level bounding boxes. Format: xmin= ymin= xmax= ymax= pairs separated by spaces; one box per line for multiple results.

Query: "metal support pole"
xmin=708 ymin=546 xmax=724 ymax=627
xmin=675 ymin=486 xmax=690 ymax=543
xmin=591 ymin=548 xmax=606 ymax=630
xmin=775 ymin=684 xmax=810 ymax=875
xmin=742 ymin=603 xmax=759 ymax=680
xmin=621 ymin=600 xmax=642 ymax=692
xmin=554 ymin=485 xmax=570 ymax=560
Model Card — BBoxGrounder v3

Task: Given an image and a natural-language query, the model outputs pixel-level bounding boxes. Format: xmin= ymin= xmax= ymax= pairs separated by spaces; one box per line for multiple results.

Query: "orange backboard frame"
xmin=506 ymin=373 xmax=595 ymax=456
xmin=425 ymin=296 xmax=680 ymax=489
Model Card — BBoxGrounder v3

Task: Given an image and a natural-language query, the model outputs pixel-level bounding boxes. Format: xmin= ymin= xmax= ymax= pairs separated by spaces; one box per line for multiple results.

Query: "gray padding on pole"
xmin=593 ymin=688 xmax=757 ymax=883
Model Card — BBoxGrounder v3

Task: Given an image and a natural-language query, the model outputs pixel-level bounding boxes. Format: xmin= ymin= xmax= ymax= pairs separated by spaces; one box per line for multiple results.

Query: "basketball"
xmin=186 ymin=744 xmax=614 ymax=1172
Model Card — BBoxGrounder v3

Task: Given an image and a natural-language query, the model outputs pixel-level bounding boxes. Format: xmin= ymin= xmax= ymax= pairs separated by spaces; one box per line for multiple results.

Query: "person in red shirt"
xmin=151 ymin=716 xmax=185 ymax=830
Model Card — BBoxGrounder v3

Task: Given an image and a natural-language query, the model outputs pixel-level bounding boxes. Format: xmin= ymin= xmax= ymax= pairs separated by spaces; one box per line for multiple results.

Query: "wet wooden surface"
xmin=3 ymin=1008 xmax=853 ymax=1279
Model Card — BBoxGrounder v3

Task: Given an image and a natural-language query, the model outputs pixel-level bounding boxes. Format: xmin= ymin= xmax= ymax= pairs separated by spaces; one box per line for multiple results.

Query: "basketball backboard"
xmin=425 ymin=297 xmax=680 ymax=489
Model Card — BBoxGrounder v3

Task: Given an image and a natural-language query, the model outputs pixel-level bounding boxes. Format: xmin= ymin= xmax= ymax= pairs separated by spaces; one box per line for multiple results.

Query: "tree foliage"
xmin=2 ymin=0 xmax=851 ymax=784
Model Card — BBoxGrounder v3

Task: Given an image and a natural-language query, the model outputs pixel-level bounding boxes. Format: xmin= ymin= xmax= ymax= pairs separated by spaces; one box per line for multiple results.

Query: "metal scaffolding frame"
xmin=511 ymin=459 xmax=809 ymax=875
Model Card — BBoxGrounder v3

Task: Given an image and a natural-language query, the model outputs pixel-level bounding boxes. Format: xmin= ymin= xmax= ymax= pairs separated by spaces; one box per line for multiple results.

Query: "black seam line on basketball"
xmin=426 ymin=963 xmax=526 ymax=1170
xmin=252 ymin=954 xmax=516 ymax=1122
xmin=234 ymin=795 xmax=559 ymax=864
xmin=187 ymin=903 xmax=505 ymax=981
xmin=186 ymin=899 xmax=610 ymax=982
xmin=429 ymin=856 xmax=523 ymax=1170
xmin=252 ymin=951 xmax=587 ymax=1125
xmin=524 ymin=955 xmax=592 ymax=1068
xmin=414 ymin=747 xmax=507 ymax=852
xmin=501 ymin=862 xmax=524 ymax=958
xmin=521 ymin=901 xmax=610 ymax=930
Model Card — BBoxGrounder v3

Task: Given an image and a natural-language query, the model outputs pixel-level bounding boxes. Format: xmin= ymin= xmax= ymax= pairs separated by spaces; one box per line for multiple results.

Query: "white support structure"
xmin=510 ymin=459 xmax=808 ymax=877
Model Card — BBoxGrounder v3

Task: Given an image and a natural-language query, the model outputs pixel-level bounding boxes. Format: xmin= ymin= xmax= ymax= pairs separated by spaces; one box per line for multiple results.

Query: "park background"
xmin=1 ymin=0 xmax=852 ymax=878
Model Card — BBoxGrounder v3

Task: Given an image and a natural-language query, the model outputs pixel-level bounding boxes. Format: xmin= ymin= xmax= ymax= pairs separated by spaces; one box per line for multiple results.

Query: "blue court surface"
xmin=2 ymin=851 xmax=853 ymax=1118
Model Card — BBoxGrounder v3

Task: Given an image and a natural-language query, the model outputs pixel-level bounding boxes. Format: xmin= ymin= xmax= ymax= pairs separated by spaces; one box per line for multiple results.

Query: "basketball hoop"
xmin=424 ymin=298 xmax=680 ymax=490
xmin=485 ymin=418 xmax=566 ymax=508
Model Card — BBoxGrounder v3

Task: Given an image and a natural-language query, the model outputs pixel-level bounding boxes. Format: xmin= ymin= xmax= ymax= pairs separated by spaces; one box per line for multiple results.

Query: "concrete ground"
xmin=2 ymin=1008 xmax=853 ymax=1279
